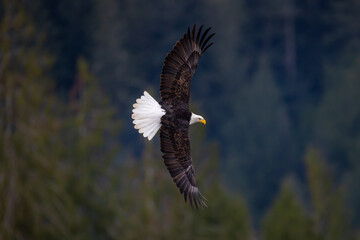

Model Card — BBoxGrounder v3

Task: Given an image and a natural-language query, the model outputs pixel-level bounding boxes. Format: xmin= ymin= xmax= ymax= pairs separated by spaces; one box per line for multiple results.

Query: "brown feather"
xmin=196 ymin=25 xmax=203 ymax=44
xmin=160 ymin=24 xmax=215 ymax=104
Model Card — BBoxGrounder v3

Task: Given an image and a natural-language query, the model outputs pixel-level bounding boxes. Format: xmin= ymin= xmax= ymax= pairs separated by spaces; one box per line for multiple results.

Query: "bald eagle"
xmin=132 ymin=25 xmax=215 ymax=208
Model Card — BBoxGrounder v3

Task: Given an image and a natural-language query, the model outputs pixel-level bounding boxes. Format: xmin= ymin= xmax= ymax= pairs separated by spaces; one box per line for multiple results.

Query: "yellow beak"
xmin=199 ymin=119 xmax=206 ymax=125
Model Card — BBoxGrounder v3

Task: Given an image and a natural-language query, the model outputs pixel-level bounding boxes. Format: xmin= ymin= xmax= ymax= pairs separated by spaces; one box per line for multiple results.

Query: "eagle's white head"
xmin=190 ymin=113 xmax=206 ymax=125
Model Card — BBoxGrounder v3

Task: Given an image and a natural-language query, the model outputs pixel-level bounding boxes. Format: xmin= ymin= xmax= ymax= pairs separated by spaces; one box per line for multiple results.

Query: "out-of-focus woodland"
xmin=1 ymin=0 xmax=360 ymax=239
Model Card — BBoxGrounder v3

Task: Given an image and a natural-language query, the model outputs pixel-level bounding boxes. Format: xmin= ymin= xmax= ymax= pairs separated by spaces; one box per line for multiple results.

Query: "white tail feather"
xmin=131 ymin=91 xmax=165 ymax=140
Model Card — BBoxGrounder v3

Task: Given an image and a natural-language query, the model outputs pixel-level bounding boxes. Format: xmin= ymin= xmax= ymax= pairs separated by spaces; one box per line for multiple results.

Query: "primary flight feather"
xmin=132 ymin=24 xmax=215 ymax=208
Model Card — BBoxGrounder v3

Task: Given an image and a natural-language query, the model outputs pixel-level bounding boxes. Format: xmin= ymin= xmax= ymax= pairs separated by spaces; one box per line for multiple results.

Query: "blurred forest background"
xmin=1 ymin=0 xmax=360 ymax=239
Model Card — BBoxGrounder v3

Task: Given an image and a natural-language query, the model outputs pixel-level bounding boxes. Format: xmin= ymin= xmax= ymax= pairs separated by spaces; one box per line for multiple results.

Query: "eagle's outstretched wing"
xmin=159 ymin=25 xmax=214 ymax=208
xmin=160 ymin=118 xmax=207 ymax=208
xmin=160 ymin=25 xmax=215 ymax=104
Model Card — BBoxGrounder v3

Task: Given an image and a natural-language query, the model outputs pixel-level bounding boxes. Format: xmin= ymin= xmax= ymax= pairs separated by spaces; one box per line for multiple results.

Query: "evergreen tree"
xmin=223 ymin=56 xmax=296 ymax=219
xmin=0 ymin=1 xmax=71 ymax=238
xmin=305 ymin=148 xmax=350 ymax=240
xmin=61 ymin=58 xmax=122 ymax=239
xmin=190 ymin=125 xmax=251 ymax=240
xmin=262 ymin=178 xmax=315 ymax=240
xmin=314 ymin=51 xmax=360 ymax=226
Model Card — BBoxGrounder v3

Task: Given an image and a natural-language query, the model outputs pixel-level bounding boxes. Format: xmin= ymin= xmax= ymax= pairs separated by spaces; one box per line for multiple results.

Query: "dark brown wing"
xmin=160 ymin=117 xmax=207 ymax=208
xmin=160 ymin=24 xmax=215 ymax=104
xmin=159 ymin=25 xmax=214 ymax=208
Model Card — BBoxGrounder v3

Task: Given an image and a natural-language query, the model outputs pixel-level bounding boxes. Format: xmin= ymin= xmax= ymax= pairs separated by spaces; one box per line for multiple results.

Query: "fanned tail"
xmin=132 ymin=91 xmax=165 ymax=140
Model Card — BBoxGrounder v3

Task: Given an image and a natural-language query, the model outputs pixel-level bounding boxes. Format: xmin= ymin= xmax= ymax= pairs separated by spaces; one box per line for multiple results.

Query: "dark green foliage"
xmin=261 ymin=148 xmax=354 ymax=240
xmin=0 ymin=1 xmax=66 ymax=238
xmin=262 ymin=178 xmax=315 ymax=240
xmin=59 ymin=58 xmax=123 ymax=239
xmin=305 ymin=148 xmax=351 ymax=240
